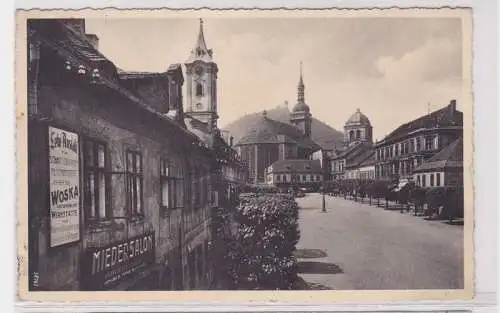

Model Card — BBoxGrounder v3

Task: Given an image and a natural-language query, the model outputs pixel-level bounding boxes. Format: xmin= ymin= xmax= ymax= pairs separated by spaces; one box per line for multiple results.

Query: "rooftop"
xmin=268 ymin=159 xmax=323 ymax=174
xmin=235 ymin=111 xmax=320 ymax=150
xmin=378 ymin=100 xmax=463 ymax=145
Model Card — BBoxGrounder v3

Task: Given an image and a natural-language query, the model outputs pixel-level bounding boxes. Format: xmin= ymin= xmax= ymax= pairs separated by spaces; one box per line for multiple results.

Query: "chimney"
xmin=449 ymin=99 xmax=457 ymax=112
xmin=230 ymin=136 xmax=234 ymax=147
xmin=86 ymin=34 xmax=99 ymax=50
xmin=62 ymin=19 xmax=86 ymax=35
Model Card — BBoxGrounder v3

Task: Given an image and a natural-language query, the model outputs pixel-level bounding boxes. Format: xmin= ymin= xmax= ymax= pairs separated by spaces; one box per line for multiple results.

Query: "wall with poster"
xmin=48 ymin=126 xmax=80 ymax=247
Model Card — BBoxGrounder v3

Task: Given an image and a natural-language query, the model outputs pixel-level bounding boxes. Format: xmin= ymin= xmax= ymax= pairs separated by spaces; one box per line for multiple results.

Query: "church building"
xmin=330 ymin=108 xmax=375 ymax=181
xmin=235 ymin=63 xmax=321 ymax=184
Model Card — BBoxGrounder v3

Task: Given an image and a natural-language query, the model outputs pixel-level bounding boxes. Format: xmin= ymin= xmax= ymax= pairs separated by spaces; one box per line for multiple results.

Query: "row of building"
xmin=27 ymin=18 xmax=247 ymax=291
xmin=329 ymin=100 xmax=463 ymax=191
xmin=234 ymin=69 xmax=464 ymax=192
xmin=233 ymin=53 xmax=464 ymax=192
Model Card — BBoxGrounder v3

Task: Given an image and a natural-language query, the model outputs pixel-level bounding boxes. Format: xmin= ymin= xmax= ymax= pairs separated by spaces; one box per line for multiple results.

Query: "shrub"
xmin=210 ymin=205 xmax=236 ymax=288
xmin=229 ymin=193 xmax=300 ymax=290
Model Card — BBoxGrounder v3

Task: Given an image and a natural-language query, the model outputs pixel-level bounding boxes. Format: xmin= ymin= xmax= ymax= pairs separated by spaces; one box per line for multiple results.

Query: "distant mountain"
xmin=223 ymin=106 xmax=344 ymax=150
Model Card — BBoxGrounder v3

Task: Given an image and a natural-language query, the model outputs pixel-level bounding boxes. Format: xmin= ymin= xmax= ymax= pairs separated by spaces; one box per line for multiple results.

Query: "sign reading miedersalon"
xmin=48 ymin=126 xmax=80 ymax=247
xmin=81 ymin=232 xmax=156 ymax=290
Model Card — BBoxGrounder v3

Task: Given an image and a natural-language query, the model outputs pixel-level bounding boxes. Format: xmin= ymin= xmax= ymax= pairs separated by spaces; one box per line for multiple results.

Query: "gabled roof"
xmin=378 ymin=101 xmax=463 ymax=145
xmin=334 ymin=140 xmax=372 ymax=159
xmin=268 ymin=159 xmax=323 ymax=174
xmin=235 ymin=112 xmax=320 ymax=150
xmin=413 ymin=137 xmax=463 ymax=173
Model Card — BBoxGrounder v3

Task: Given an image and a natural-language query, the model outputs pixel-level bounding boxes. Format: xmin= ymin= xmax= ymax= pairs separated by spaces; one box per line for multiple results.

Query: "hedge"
xmin=228 ymin=193 xmax=301 ymax=290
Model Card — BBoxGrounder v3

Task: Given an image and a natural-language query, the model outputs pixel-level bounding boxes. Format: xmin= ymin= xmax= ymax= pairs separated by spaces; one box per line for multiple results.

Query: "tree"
xmin=397 ymin=182 xmax=414 ymax=213
xmin=229 ymin=193 xmax=301 ymax=290
xmin=425 ymin=187 xmax=447 ymax=219
xmin=410 ymin=187 xmax=426 ymax=216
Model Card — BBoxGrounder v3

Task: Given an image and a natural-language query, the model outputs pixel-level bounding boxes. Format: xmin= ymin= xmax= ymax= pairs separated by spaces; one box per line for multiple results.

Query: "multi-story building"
xmin=26 ymin=18 xmax=235 ymax=291
xmin=374 ymin=100 xmax=463 ymax=187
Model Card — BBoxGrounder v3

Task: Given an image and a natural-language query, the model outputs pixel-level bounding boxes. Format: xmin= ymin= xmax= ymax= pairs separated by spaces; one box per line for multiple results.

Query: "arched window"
xmin=196 ymin=83 xmax=203 ymax=97
xmin=356 ymin=130 xmax=361 ymax=139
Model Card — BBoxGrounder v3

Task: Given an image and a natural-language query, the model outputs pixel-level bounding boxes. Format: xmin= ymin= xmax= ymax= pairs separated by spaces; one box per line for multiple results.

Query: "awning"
xmin=393 ymin=181 xmax=408 ymax=192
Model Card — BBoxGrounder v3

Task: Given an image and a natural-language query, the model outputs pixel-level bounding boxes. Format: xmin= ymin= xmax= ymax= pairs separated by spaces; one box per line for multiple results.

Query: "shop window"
xmin=84 ymin=139 xmax=109 ymax=220
xmin=126 ymin=150 xmax=143 ymax=217
xmin=161 ymin=158 xmax=184 ymax=210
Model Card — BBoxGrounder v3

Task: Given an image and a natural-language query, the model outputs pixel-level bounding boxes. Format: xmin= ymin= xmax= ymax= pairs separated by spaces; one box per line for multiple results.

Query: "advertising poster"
xmin=48 ymin=126 xmax=80 ymax=247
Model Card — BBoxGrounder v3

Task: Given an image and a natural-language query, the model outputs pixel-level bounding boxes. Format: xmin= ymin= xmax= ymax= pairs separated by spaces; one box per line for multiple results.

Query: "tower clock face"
xmin=195 ymin=66 xmax=204 ymax=75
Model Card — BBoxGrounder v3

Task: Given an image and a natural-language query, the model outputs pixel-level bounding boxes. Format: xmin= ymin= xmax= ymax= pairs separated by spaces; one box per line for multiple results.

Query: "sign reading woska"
xmin=81 ymin=232 xmax=155 ymax=290
xmin=48 ymin=126 xmax=80 ymax=247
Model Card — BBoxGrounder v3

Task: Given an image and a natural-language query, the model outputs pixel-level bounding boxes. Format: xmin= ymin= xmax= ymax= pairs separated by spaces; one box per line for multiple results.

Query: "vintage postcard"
xmin=16 ymin=7 xmax=474 ymax=302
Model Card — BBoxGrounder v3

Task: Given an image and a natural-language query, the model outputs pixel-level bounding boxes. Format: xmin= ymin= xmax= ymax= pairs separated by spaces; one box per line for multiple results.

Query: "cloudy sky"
xmin=86 ymin=16 xmax=464 ymax=140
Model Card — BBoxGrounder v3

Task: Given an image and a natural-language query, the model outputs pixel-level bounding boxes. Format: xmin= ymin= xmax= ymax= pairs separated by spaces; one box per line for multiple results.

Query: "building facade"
xmin=265 ymin=159 xmax=323 ymax=188
xmin=235 ymin=65 xmax=321 ymax=184
xmin=374 ymin=100 xmax=463 ymax=185
xmin=344 ymin=151 xmax=376 ymax=181
xmin=27 ymin=19 xmax=224 ymax=291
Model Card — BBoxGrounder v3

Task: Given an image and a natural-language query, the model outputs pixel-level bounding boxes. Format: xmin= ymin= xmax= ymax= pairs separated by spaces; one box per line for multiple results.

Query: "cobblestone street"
xmin=295 ymin=194 xmax=464 ymax=290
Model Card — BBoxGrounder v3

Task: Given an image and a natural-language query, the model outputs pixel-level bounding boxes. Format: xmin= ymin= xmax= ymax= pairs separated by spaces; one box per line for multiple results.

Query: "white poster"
xmin=48 ymin=126 xmax=80 ymax=247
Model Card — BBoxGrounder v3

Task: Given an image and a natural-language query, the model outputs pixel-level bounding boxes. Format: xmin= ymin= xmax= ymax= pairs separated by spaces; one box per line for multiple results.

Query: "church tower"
xmin=290 ymin=62 xmax=312 ymax=137
xmin=185 ymin=19 xmax=219 ymax=131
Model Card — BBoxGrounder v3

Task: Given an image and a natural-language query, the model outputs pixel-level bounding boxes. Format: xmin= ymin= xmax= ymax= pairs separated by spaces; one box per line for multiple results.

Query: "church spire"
xmin=187 ymin=18 xmax=213 ymax=62
xmin=297 ymin=61 xmax=305 ymax=103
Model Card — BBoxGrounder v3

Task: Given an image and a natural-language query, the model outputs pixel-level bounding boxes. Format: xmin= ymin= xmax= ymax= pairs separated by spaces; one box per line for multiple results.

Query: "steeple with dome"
xmin=344 ymin=108 xmax=373 ymax=145
xmin=290 ymin=62 xmax=312 ymax=137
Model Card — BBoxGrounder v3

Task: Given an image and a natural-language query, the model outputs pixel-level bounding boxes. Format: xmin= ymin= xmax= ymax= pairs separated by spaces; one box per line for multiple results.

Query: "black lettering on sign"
xmin=50 ymin=186 xmax=79 ymax=205
xmin=82 ymin=232 xmax=155 ymax=290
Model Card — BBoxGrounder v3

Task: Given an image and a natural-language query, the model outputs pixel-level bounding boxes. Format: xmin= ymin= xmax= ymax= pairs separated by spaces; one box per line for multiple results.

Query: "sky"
xmin=86 ymin=17 xmax=464 ymax=141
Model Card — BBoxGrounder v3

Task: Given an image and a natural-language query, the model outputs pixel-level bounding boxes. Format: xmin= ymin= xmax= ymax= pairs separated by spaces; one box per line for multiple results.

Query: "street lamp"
xmin=321 ymin=178 xmax=326 ymax=213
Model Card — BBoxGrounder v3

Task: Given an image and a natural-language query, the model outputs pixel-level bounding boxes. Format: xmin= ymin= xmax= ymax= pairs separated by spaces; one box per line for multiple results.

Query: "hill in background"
xmin=223 ymin=106 xmax=344 ymax=150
